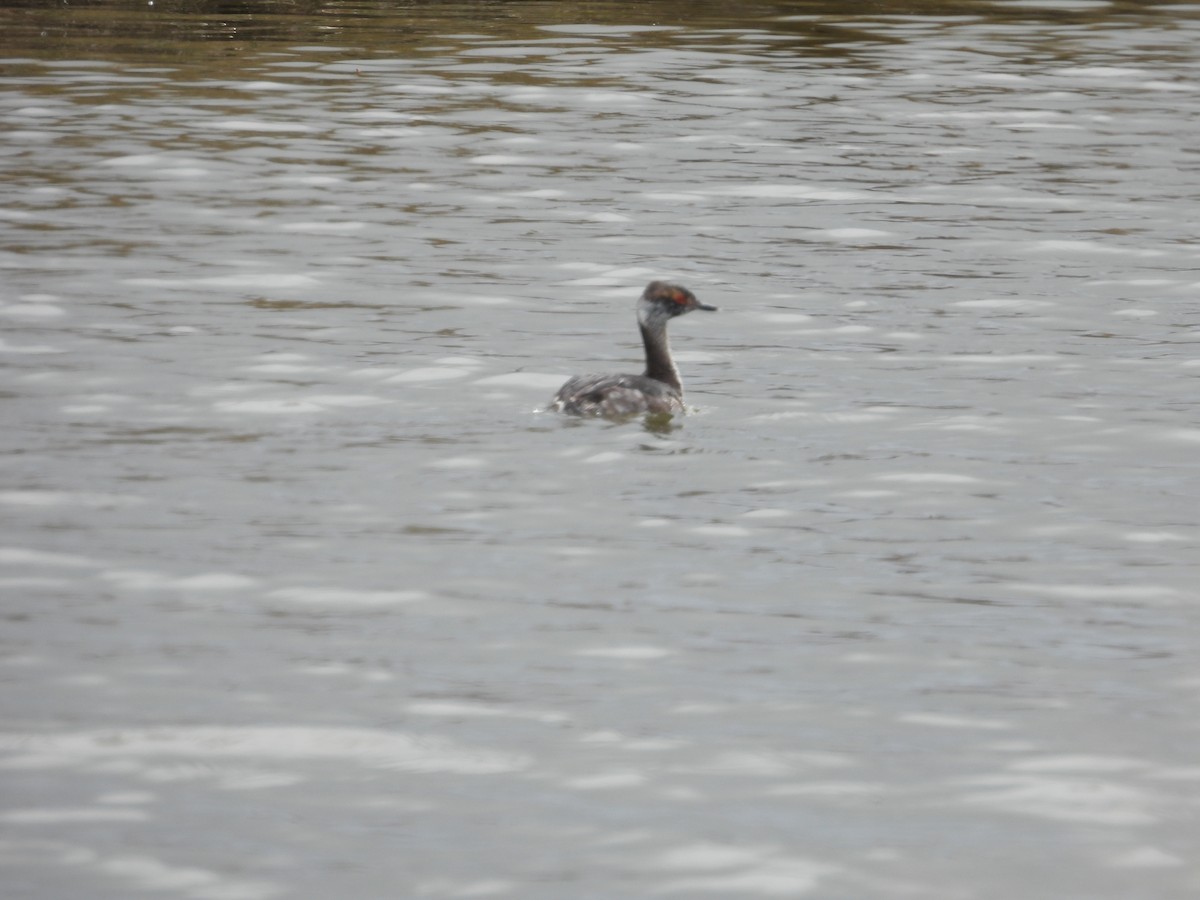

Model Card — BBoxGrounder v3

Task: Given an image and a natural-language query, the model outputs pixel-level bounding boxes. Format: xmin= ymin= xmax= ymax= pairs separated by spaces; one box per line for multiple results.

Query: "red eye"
xmin=671 ymin=291 xmax=687 ymax=305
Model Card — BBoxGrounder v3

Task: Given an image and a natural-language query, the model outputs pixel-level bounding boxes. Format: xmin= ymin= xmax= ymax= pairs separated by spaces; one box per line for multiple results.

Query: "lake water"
xmin=2 ymin=1 xmax=1198 ymax=897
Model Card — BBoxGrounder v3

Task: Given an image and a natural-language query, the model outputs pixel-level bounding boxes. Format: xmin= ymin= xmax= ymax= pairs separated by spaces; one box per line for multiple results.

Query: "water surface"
xmin=2 ymin=1 xmax=1198 ymax=897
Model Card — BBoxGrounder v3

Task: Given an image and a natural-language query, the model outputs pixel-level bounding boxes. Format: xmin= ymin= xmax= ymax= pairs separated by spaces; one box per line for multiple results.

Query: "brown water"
xmin=2 ymin=1 xmax=1199 ymax=897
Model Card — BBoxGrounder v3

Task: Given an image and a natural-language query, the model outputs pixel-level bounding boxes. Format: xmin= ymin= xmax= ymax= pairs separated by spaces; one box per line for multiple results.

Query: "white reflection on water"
xmin=0 ymin=727 xmax=529 ymax=775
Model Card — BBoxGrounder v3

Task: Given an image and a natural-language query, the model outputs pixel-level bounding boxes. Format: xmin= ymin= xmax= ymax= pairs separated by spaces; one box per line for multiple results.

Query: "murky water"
xmin=2 ymin=1 xmax=1199 ymax=897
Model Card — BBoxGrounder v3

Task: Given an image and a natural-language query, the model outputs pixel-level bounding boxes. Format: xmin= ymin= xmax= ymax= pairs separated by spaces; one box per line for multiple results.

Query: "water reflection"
xmin=6 ymin=0 xmax=1199 ymax=65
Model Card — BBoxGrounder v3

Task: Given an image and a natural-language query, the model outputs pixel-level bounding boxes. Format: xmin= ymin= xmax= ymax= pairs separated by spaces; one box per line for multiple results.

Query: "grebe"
xmin=551 ymin=281 xmax=717 ymax=417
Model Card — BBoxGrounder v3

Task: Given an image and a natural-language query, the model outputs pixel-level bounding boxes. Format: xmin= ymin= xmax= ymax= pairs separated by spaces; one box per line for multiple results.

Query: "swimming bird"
xmin=551 ymin=281 xmax=716 ymax=417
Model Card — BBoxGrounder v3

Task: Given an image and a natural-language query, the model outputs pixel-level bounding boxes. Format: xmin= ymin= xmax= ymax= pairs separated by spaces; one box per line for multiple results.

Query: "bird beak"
xmin=696 ymin=302 xmax=718 ymax=311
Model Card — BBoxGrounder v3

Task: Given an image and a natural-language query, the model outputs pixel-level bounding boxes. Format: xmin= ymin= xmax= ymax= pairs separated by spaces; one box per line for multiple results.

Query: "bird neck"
xmin=640 ymin=319 xmax=681 ymax=393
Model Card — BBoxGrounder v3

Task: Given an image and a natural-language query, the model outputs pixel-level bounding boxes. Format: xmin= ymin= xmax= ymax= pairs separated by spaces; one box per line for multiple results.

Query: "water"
xmin=2 ymin=1 xmax=1198 ymax=897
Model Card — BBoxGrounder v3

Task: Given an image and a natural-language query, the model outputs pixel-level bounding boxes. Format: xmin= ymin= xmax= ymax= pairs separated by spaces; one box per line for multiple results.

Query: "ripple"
xmin=876 ymin=473 xmax=982 ymax=484
xmin=958 ymin=773 xmax=1156 ymax=826
xmin=126 ymin=273 xmax=320 ymax=290
xmin=1009 ymin=583 xmax=1178 ymax=601
xmin=0 ymin=491 xmax=145 ymax=509
xmin=265 ymin=587 xmax=426 ymax=607
xmin=209 ymin=118 xmax=314 ymax=132
xmin=385 ymin=367 xmax=473 ymax=383
xmin=474 ymin=372 xmax=565 ymax=389
xmin=0 ymin=547 xmax=98 ymax=568
xmin=575 ymin=645 xmax=674 ymax=660
xmin=98 ymin=570 xmax=258 ymax=592
xmin=214 ymin=394 xmax=386 ymax=414
xmin=0 ymin=726 xmax=530 ymax=775
xmin=0 ymin=807 xmax=149 ymax=823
